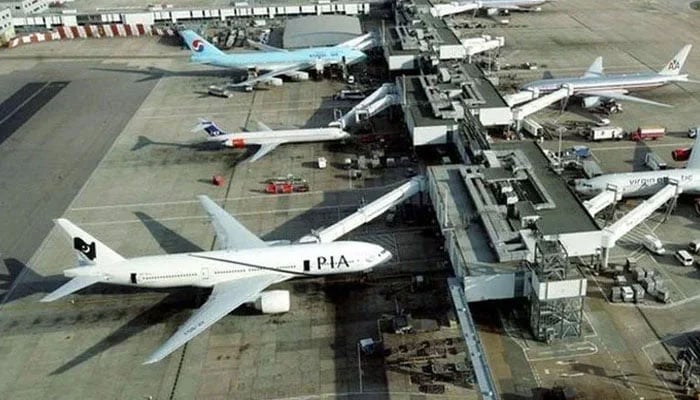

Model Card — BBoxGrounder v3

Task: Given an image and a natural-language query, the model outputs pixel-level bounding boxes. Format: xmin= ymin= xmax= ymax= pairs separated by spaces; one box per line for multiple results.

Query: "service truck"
xmin=630 ymin=126 xmax=665 ymax=141
xmin=589 ymin=126 xmax=624 ymax=141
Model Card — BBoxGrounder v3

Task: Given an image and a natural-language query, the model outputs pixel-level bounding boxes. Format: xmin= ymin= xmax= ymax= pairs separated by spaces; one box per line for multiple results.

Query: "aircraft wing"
xmin=584 ymin=91 xmax=672 ymax=108
xmin=248 ymin=142 xmax=283 ymax=163
xmin=246 ymin=39 xmax=288 ymax=52
xmin=144 ymin=273 xmax=290 ymax=364
xmin=582 ymin=56 xmax=604 ymax=78
xmin=228 ymin=62 xmax=311 ymax=88
xmin=197 ymin=195 xmax=268 ymax=250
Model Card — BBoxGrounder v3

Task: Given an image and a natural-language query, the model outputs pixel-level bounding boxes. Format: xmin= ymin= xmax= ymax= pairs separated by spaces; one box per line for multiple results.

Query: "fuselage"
xmin=193 ymin=47 xmax=366 ymax=70
xmin=211 ymin=127 xmax=350 ymax=147
xmin=64 ymin=241 xmax=391 ymax=288
xmin=522 ymin=72 xmax=687 ymax=95
xmin=575 ymin=169 xmax=700 ymax=198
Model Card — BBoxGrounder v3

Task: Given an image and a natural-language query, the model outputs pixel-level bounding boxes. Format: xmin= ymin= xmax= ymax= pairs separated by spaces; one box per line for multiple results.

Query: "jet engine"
xmin=228 ymin=138 xmax=246 ymax=148
xmin=582 ymin=96 xmax=602 ymax=109
xmin=287 ymin=71 xmax=309 ymax=82
xmin=263 ymin=77 xmax=284 ymax=87
xmin=253 ymin=290 xmax=290 ymax=314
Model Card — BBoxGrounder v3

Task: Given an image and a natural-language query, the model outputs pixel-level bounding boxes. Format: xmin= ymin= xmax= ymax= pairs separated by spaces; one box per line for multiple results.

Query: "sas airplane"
xmin=574 ymin=136 xmax=700 ymax=198
xmin=179 ymin=29 xmax=371 ymax=91
xmin=193 ymin=119 xmax=351 ymax=162
xmin=521 ymin=44 xmax=698 ymax=108
xmin=41 ymin=196 xmax=392 ymax=364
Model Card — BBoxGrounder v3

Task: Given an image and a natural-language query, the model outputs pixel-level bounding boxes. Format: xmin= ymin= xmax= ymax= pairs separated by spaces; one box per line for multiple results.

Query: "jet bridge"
xmin=600 ymin=181 xmax=682 ymax=268
xmin=332 ymin=83 xmax=401 ymax=129
xmin=298 ymin=176 xmax=426 ymax=243
xmin=511 ymin=85 xmax=573 ymax=130
xmin=583 ymin=185 xmax=622 ymax=216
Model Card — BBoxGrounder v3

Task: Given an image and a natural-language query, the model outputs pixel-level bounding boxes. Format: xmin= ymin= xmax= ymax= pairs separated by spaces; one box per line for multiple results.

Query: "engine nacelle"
xmin=263 ymin=77 xmax=284 ymax=87
xmin=253 ymin=290 xmax=290 ymax=314
xmin=582 ymin=96 xmax=602 ymax=109
xmin=287 ymin=71 xmax=309 ymax=82
xmin=227 ymin=138 xmax=246 ymax=148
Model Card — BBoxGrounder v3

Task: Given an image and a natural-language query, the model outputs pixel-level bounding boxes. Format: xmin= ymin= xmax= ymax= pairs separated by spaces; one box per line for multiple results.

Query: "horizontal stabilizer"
xmin=40 ymin=276 xmax=101 ymax=302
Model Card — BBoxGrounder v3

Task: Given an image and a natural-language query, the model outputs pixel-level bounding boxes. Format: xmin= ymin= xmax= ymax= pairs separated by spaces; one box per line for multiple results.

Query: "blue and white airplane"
xmin=192 ymin=118 xmax=351 ymax=162
xmin=180 ymin=30 xmax=371 ymax=90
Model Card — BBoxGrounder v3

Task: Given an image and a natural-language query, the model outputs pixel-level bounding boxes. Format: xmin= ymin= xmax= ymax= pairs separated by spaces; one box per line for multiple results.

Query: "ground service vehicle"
xmin=589 ymin=126 xmax=624 ymax=141
xmin=675 ymin=249 xmax=694 ymax=266
xmin=630 ymin=126 xmax=666 ymax=141
xmin=642 ymin=234 xmax=665 ymax=255
xmin=672 ymin=147 xmax=691 ymax=161
xmin=688 ymin=239 xmax=700 ymax=254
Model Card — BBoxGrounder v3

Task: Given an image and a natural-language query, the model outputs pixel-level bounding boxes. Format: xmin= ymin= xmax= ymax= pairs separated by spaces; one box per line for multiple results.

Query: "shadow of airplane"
xmin=50 ymin=288 xmax=208 ymax=375
xmin=134 ymin=212 xmax=204 ymax=254
xmin=0 ymin=257 xmax=50 ymax=303
xmin=131 ymin=135 xmax=224 ymax=152
xmin=91 ymin=66 xmax=244 ymax=82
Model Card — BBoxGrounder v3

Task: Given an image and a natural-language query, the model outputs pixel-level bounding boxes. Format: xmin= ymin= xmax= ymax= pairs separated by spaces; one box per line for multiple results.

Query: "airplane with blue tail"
xmin=179 ymin=29 xmax=372 ymax=90
xmin=192 ymin=118 xmax=351 ymax=162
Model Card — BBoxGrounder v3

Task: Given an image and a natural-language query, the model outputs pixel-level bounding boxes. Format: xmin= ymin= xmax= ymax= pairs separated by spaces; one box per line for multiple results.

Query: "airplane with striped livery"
xmin=521 ymin=44 xmax=697 ymax=108
xmin=40 ymin=196 xmax=392 ymax=364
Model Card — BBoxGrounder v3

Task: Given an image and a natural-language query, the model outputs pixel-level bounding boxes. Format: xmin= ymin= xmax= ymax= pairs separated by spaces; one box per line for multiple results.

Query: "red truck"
xmin=629 ymin=126 xmax=666 ymax=141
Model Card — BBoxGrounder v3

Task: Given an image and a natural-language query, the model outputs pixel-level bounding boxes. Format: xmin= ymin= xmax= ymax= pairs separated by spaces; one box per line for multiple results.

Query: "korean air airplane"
xmin=41 ymin=196 xmax=392 ymax=364
xmin=179 ymin=29 xmax=371 ymax=90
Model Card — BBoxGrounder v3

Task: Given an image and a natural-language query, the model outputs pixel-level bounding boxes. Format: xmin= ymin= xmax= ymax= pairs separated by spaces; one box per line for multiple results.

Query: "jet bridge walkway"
xmin=332 ymin=83 xmax=401 ymax=130
xmin=583 ymin=185 xmax=622 ymax=216
xmin=298 ymin=175 xmax=426 ymax=243
xmin=600 ymin=181 xmax=682 ymax=268
xmin=511 ymin=86 xmax=573 ymax=130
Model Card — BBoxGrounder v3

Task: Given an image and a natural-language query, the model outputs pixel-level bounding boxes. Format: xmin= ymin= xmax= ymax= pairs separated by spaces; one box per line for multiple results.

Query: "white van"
xmin=675 ymin=250 xmax=694 ymax=266
xmin=641 ymin=234 xmax=665 ymax=255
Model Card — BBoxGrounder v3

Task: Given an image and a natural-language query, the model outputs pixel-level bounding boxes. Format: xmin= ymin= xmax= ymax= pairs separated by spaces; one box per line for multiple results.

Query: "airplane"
xmin=432 ymin=0 xmax=550 ymax=18
xmin=192 ymin=119 xmax=351 ymax=162
xmin=520 ymin=44 xmax=698 ymax=108
xmin=40 ymin=196 xmax=393 ymax=364
xmin=179 ymin=29 xmax=371 ymax=90
xmin=574 ymin=136 xmax=700 ymax=198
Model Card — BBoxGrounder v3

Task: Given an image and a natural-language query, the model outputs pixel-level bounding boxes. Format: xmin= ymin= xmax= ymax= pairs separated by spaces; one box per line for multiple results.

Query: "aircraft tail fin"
xmin=179 ymin=30 xmax=226 ymax=60
xmin=40 ymin=276 xmax=102 ymax=302
xmin=659 ymin=44 xmax=692 ymax=76
xmin=192 ymin=118 xmax=227 ymax=137
xmin=687 ymin=136 xmax=700 ymax=170
xmin=55 ymin=219 xmax=125 ymax=267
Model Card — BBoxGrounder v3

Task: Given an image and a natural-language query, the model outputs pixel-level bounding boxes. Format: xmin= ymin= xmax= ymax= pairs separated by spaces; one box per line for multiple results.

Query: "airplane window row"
xmin=142 ymin=273 xmax=197 ymax=280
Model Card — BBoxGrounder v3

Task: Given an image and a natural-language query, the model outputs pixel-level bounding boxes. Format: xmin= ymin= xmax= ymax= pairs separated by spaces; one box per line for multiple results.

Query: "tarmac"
xmin=0 ymin=37 xmax=467 ymax=399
